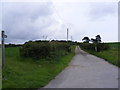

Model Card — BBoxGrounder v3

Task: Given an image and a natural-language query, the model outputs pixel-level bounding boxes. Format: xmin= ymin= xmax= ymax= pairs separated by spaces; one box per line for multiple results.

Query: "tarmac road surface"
xmin=44 ymin=46 xmax=118 ymax=88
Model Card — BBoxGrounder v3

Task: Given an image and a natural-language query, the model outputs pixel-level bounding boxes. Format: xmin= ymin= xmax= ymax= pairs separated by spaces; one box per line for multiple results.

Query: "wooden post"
xmin=67 ymin=28 xmax=68 ymax=41
xmin=95 ymin=46 xmax=97 ymax=52
xmin=1 ymin=31 xmax=7 ymax=67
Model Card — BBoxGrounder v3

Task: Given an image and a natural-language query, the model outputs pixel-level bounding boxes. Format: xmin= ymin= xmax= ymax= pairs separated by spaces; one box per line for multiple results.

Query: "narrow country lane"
xmin=44 ymin=46 xmax=118 ymax=88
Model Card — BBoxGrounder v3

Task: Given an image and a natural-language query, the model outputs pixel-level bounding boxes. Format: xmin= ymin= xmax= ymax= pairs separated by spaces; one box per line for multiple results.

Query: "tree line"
xmin=80 ymin=35 xmax=109 ymax=52
xmin=82 ymin=35 xmax=101 ymax=43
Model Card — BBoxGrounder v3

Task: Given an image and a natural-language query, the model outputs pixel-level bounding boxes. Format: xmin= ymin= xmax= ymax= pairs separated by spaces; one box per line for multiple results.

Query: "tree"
xmin=91 ymin=35 xmax=101 ymax=43
xmin=95 ymin=35 xmax=101 ymax=43
xmin=91 ymin=38 xmax=97 ymax=43
xmin=82 ymin=37 xmax=90 ymax=43
xmin=91 ymin=35 xmax=102 ymax=52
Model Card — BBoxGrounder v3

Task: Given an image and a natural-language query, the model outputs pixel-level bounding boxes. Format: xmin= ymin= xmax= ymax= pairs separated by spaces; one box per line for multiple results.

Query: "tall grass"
xmin=3 ymin=45 xmax=76 ymax=88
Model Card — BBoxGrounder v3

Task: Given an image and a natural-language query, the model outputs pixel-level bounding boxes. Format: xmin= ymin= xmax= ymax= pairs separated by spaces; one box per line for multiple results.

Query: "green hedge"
xmin=20 ymin=41 xmax=71 ymax=60
xmin=80 ymin=43 xmax=110 ymax=52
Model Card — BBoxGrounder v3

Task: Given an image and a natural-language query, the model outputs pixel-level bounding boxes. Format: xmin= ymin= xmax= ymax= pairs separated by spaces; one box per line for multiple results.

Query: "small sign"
xmin=4 ymin=35 xmax=7 ymax=38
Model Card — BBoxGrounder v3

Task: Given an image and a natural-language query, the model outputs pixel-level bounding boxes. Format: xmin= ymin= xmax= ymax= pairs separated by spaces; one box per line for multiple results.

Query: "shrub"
xmin=5 ymin=43 xmax=22 ymax=48
xmin=80 ymin=43 xmax=110 ymax=52
xmin=20 ymin=41 xmax=71 ymax=60
xmin=20 ymin=41 xmax=51 ymax=59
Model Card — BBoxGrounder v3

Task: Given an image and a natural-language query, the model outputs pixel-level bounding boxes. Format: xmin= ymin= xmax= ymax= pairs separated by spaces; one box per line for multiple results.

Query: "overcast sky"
xmin=0 ymin=0 xmax=118 ymax=44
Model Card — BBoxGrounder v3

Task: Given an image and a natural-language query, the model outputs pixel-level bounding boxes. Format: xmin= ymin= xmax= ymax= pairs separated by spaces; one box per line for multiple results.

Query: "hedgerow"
xmin=19 ymin=41 xmax=71 ymax=60
xmin=80 ymin=43 xmax=110 ymax=52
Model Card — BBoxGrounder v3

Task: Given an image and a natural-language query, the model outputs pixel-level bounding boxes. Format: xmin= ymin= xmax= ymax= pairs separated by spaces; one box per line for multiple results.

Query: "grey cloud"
xmin=2 ymin=2 xmax=63 ymax=44
xmin=0 ymin=3 xmax=2 ymax=30
xmin=89 ymin=2 xmax=117 ymax=20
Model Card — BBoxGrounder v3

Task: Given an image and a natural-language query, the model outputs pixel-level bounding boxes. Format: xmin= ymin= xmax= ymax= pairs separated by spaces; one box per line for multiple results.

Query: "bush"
xmin=5 ymin=43 xmax=22 ymax=48
xmin=20 ymin=41 xmax=71 ymax=60
xmin=80 ymin=43 xmax=110 ymax=52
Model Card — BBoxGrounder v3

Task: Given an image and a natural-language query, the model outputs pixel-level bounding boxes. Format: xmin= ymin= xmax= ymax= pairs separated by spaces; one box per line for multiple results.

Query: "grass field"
xmin=2 ymin=46 xmax=76 ymax=88
xmin=80 ymin=42 xmax=119 ymax=67
xmin=0 ymin=48 xmax=2 ymax=89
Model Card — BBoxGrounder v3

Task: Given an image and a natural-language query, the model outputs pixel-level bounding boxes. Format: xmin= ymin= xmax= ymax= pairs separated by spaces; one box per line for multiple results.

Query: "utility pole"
xmin=1 ymin=30 xmax=7 ymax=67
xmin=71 ymin=36 xmax=72 ymax=41
xmin=67 ymin=28 xmax=69 ymax=41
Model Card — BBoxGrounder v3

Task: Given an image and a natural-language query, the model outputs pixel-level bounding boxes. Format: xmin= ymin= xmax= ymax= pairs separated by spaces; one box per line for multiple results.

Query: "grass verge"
xmin=2 ymin=45 xmax=76 ymax=88
xmin=0 ymin=48 xmax=2 ymax=89
xmin=80 ymin=43 xmax=119 ymax=67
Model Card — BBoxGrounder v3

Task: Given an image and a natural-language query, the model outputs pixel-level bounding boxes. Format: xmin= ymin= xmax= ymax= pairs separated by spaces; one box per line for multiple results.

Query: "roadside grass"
xmin=80 ymin=42 xmax=119 ymax=67
xmin=0 ymin=48 xmax=2 ymax=89
xmin=2 ymin=45 xmax=76 ymax=88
